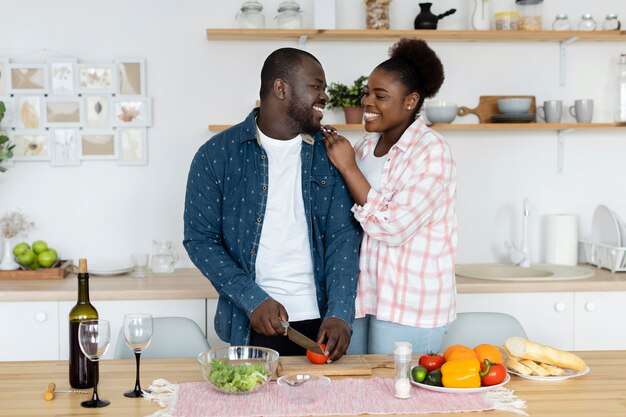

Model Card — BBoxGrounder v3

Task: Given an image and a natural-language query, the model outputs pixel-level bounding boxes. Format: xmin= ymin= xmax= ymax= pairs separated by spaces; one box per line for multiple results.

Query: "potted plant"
xmin=327 ymin=76 xmax=368 ymax=124
xmin=0 ymin=101 xmax=14 ymax=173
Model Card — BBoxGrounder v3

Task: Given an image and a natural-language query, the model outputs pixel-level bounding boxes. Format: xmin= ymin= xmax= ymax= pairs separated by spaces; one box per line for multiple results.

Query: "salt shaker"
xmin=393 ymin=341 xmax=412 ymax=399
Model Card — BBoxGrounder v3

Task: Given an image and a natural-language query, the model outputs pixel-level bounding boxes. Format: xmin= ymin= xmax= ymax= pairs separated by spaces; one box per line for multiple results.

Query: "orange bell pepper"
xmin=474 ymin=344 xmax=503 ymax=364
xmin=440 ymin=359 xmax=485 ymax=388
xmin=446 ymin=346 xmax=478 ymax=362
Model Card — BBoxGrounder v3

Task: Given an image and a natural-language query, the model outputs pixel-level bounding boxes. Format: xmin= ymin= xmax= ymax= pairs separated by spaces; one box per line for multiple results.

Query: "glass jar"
xmin=365 ymin=0 xmax=391 ymax=30
xmin=237 ymin=1 xmax=265 ymax=29
xmin=552 ymin=14 xmax=571 ymax=31
xmin=515 ymin=0 xmax=543 ymax=31
xmin=276 ymin=1 xmax=303 ymax=29
xmin=602 ymin=13 xmax=621 ymax=31
xmin=578 ymin=14 xmax=596 ymax=31
xmin=494 ymin=11 xmax=519 ymax=30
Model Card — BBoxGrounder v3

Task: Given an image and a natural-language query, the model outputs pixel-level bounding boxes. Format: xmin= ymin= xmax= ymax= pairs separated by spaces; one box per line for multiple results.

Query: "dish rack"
xmin=580 ymin=240 xmax=626 ymax=273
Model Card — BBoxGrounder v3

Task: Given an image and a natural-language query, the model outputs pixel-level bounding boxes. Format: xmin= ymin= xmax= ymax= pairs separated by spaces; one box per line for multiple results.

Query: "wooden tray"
xmin=457 ymin=95 xmax=536 ymax=123
xmin=277 ymin=354 xmax=372 ymax=377
xmin=0 ymin=260 xmax=73 ymax=280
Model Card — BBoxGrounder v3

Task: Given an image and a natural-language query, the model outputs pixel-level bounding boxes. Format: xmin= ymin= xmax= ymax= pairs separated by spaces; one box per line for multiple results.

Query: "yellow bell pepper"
xmin=440 ymin=358 xmax=483 ymax=388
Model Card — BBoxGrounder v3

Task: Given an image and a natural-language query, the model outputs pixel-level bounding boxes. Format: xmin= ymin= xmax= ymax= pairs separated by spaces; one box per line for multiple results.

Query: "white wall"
xmin=0 ymin=0 xmax=624 ymax=268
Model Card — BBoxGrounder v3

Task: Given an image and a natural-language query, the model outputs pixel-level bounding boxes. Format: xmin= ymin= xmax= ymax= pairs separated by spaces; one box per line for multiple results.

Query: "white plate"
xmin=86 ymin=258 xmax=133 ymax=276
xmin=591 ymin=205 xmax=621 ymax=246
xmin=411 ymin=373 xmax=510 ymax=393
xmin=507 ymin=366 xmax=589 ymax=381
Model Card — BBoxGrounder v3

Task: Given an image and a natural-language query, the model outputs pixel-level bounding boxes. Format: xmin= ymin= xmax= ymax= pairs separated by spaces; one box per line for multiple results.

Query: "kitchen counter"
xmin=0 ymin=265 xmax=624 ymax=302
xmin=0 ymin=351 xmax=624 ymax=416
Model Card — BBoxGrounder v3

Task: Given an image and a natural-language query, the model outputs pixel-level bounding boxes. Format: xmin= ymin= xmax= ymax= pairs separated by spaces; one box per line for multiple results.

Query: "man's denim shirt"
xmin=184 ymin=108 xmax=362 ymax=346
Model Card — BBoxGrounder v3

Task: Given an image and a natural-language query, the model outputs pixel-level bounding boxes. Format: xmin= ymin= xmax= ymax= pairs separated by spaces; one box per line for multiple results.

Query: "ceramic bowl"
xmin=197 ymin=346 xmax=279 ymax=394
xmin=276 ymin=374 xmax=331 ymax=403
xmin=423 ymin=100 xmax=458 ymax=124
xmin=497 ymin=98 xmax=531 ymax=114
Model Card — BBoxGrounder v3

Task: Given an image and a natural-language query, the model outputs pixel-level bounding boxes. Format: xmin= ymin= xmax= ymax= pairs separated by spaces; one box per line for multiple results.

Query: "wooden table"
xmin=1 ymin=351 xmax=624 ymax=416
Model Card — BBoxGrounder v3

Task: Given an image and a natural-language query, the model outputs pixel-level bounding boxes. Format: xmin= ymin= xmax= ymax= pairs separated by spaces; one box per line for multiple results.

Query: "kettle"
xmin=414 ymin=2 xmax=457 ymax=30
xmin=151 ymin=240 xmax=179 ymax=274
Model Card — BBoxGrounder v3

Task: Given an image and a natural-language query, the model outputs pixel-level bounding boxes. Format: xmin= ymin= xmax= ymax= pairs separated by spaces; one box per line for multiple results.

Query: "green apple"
xmin=17 ymin=250 xmax=36 ymax=266
xmin=32 ymin=240 xmax=48 ymax=255
xmin=30 ymin=259 xmax=40 ymax=270
xmin=13 ymin=242 xmax=30 ymax=257
xmin=38 ymin=250 xmax=57 ymax=268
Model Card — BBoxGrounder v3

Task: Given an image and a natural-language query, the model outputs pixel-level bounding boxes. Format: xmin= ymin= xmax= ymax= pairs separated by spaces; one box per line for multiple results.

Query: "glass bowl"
xmin=197 ymin=346 xmax=279 ymax=394
xmin=276 ymin=374 xmax=331 ymax=403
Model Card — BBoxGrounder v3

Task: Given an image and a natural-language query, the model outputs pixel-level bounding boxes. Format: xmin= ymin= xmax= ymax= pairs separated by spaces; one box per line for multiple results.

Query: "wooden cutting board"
xmin=457 ymin=95 xmax=536 ymax=123
xmin=0 ymin=260 xmax=72 ymax=280
xmin=277 ymin=355 xmax=372 ymax=377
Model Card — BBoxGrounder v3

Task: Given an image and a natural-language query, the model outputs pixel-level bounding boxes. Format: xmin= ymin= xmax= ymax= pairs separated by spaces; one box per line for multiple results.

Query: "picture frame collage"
xmin=0 ymin=57 xmax=151 ymax=166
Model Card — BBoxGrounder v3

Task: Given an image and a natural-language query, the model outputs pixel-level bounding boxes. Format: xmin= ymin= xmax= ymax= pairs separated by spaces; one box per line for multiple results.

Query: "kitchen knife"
xmin=280 ymin=320 xmax=326 ymax=356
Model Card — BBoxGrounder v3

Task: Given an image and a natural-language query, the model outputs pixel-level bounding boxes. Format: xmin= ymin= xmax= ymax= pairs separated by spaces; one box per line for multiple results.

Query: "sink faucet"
xmin=504 ymin=198 xmax=531 ymax=268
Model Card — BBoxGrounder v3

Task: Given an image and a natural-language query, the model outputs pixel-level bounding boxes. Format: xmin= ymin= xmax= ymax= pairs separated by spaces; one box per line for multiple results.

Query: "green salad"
xmin=208 ymin=359 xmax=268 ymax=393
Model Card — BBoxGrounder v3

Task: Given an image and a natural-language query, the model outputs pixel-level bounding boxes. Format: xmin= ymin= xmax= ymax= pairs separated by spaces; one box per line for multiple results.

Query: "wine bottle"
xmin=69 ymin=258 xmax=98 ymax=388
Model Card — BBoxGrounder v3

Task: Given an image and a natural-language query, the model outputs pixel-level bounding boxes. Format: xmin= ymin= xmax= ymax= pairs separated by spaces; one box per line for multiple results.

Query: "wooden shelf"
xmin=208 ymin=123 xmax=625 ymax=132
xmin=206 ymin=29 xmax=626 ymax=43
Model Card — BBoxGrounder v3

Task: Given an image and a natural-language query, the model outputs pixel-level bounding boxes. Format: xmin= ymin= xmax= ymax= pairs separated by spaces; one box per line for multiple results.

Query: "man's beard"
xmin=287 ymin=94 xmax=320 ymax=134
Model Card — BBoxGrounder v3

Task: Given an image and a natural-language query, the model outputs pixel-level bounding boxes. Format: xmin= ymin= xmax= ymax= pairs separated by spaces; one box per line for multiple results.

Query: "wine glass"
xmin=123 ymin=313 xmax=153 ymax=398
xmin=78 ymin=319 xmax=111 ymax=408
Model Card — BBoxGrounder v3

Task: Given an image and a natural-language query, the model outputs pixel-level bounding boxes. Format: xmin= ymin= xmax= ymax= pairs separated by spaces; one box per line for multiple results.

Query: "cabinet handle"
xmin=585 ymin=302 xmax=597 ymax=312
xmin=554 ymin=302 xmax=566 ymax=313
xmin=34 ymin=312 xmax=48 ymax=323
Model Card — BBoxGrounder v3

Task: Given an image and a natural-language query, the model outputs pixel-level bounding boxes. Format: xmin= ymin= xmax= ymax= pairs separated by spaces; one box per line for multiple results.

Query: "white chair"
xmin=114 ymin=316 xmax=210 ymax=359
xmin=440 ymin=312 xmax=527 ymax=350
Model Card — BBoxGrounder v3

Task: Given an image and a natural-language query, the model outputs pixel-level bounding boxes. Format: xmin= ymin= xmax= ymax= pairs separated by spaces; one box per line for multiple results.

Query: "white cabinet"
xmin=457 ymin=292 xmax=575 ymax=350
xmin=0 ymin=301 xmax=59 ymax=361
xmin=574 ymin=292 xmax=626 ymax=351
xmin=59 ymin=299 xmax=207 ymax=360
xmin=458 ymin=291 xmax=626 ymax=351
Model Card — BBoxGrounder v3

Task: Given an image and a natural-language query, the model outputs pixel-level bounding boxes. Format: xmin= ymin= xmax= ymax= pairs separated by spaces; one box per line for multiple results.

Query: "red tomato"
xmin=418 ymin=354 xmax=446 ymax=372
xmin=480 ymin=360 xmax=507 ymax=386
xmin=306 ymin=343 xmax=328 ymax=365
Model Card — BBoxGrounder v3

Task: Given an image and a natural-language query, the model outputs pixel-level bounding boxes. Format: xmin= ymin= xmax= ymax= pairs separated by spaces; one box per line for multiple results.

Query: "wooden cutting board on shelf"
xmin=457 ymin=95 xmax=536 ymax=123
xmin=277 ymin=355 xmax=372 ymax=376
xmin=0 ymin=260 xmax=72 ymax=280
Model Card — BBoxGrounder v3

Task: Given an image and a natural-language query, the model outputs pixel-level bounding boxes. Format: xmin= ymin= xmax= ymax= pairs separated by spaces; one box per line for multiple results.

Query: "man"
xmin=183 ymin=48 xmax=361 ymax=361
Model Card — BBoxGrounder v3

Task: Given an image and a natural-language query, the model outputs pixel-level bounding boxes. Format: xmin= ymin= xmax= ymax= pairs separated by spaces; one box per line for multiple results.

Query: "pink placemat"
xmin=170 ymin=377 xmax=525 ymax=417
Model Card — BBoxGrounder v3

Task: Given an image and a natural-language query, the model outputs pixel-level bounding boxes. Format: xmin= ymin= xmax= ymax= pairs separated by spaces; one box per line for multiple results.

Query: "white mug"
xmin=537 ymin=100 xmax=563 ymax=123
xmin=569 ymin=99 xmax=593 ymax=123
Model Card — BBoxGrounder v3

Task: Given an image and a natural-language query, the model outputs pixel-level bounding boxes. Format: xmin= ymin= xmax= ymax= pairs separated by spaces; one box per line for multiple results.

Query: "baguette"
xmin=505 ymin=337 xmax=586 ymax=371
xmin=506 ymin=358 xmax=533 ymax=375
xmin=520 ymin=359 xmax=551 ymax=376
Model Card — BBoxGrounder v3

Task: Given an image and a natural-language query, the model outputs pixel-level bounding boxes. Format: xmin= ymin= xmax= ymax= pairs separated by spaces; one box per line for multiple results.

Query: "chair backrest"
xmin=440 ymin=312 xmax=527 ymax=351
xmin=114 ymin=316 xmax=210 ymax=359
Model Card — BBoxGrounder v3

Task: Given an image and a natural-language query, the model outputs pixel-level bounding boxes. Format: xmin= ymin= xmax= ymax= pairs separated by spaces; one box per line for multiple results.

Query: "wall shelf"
xmin=206 ymin=29 xmax=626 ymax=43
xmin=208 ymin=123 xmax=625 ymax=132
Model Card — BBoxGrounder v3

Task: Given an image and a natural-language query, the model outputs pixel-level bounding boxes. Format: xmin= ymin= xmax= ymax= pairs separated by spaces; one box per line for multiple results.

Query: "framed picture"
xmin=12 ymin=131 xmax=50 ymax=161
xmin=117 ymin=127 xmax=147 ymax=165
xmin=83 ymin=95 xmax=111 ymax=129
xmin=112 ymin=97 xmax=152 ymax=126
xmin=0 ymin=97 xmax=16 ymax=128
xmin=0 ymin=59 xmax=9 ymax=96
xmin=9 ymin=63 xmax=48 ymax=94
xmin=80 ymin=130 xmax=117 ymax=160
xmin=48 ymin=58 xmax=77 ymax=95
xmin=16 ymin=96 xmax=43 ymax=130
xmin=78 ymin=63 xmax=115 ymax=94
xmin=115 ymin=58 xmax=145 ymax=96
xmin=44 ymin=97 xmax=82 ymax=127
xmin=50 ymin=128 xmax=80 ymax=166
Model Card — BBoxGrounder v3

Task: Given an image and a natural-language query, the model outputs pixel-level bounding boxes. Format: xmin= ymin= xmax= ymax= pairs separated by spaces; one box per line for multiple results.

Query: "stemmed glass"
xmin=123 ymin=313 xmax=153 ymax=398
xmin=78 ymin=319 xmax=111 ymax=408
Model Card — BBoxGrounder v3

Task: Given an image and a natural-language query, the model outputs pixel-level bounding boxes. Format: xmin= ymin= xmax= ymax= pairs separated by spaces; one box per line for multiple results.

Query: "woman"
xmin=323 ymin=38 xmax=457 ymax=354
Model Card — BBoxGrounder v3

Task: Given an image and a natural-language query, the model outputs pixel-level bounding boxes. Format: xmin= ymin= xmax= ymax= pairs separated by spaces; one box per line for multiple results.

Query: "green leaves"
xmin=327 ymin=75 xmax=368 ymax=109
xmin=0 ymin=99 xmax=14 ymax=172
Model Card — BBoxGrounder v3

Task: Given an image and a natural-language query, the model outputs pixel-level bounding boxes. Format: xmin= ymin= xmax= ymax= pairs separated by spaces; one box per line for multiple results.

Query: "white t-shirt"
xmin=255 ymin=128 xmax=320 ymax=321
xmin=356 ymin=145 xmax=386 ymax=192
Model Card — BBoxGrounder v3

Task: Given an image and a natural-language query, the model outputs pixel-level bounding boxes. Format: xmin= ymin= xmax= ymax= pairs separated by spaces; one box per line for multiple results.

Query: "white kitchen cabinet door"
xmin=59 ymin=299 xmax=207 ymax=360
xmin=0 ymin=301 xmax=59 ymax=361
xmin=574 ymin=292 xmax=626 ymax=351
xmin=456 ymin=292 xmax=575 ymax=350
